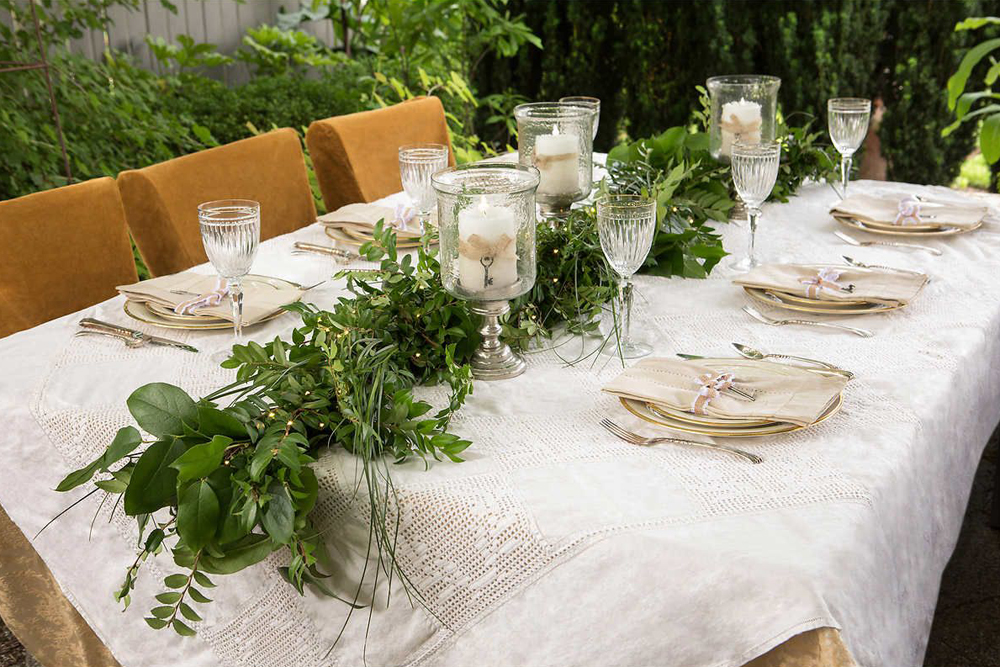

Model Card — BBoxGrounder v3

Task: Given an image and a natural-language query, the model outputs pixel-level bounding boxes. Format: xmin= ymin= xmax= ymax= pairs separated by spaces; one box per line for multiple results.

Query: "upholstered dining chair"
xmin=117 ymin=128 xmax=317 ymax=277
xmin=305 ymin=96 xmax=456 ymax=212
xmin=0 ymin=177 xmax=138 ymax=338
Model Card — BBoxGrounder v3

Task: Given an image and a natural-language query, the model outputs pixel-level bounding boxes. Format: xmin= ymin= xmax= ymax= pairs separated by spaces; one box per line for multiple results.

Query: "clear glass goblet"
xmin=399 ymin=143 xmax=449 ymax=232
xmin=198 ymin=199 xmax=261 ymax=363
xmin=729 ymin=141 xmax=780 ymax=271
xmin=559 ymin=96 xmax=601 ymax=140
xmin=827 ymin=98 xmax=871 ymax=199
xmin=597 ymin=194 xmax=657 ymax=359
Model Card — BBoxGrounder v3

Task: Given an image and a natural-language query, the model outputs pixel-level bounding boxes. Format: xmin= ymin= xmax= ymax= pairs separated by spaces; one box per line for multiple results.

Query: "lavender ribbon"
xmin=174 ymin=278 xmax=229 ymax=315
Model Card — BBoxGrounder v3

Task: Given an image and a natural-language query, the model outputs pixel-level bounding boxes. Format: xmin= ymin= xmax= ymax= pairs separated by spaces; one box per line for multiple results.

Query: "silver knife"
xmin=676 ymin=352 xmax=853 ymax=379
xmin=293 ymin=241 xmax=358 ymax=262
xmin=79 ymin=318 xmax=199 ymax=353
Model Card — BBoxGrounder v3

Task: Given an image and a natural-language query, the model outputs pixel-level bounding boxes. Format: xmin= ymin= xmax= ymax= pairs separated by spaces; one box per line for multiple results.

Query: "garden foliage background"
xmin=1 ymin=0 xmax=997 ymax=206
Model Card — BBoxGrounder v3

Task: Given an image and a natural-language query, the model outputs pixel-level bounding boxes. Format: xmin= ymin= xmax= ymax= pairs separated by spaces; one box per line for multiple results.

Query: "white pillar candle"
xmin=457 ymin=200 xmax=518 ymax=292
xmin=534 ymin=131 xmax=580 ymax=196
xmin=719 ymin=98 xmax=762 ymax=158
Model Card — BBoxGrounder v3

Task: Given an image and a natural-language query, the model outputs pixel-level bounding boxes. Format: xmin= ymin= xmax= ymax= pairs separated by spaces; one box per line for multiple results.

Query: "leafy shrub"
xmin=0 ymin=52 xmax=203 ymax=200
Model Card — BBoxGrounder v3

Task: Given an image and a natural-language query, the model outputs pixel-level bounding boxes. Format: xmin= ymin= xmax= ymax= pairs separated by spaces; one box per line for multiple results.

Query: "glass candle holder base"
xmin=469 ymin=300 xmax=526 ymax=381
xmin=729 ymin=197 xmax=748 ymax=223
xmin=538 ymin=199 xmax=574 ymax=223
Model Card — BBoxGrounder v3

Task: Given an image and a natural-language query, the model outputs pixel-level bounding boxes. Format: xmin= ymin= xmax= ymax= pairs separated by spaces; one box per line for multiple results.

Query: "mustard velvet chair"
xmin=305 ymin=96 xmax=456 ymax=212
xmin=117 ymin=128 xmax=317 ymax=277
xmin=0 ymin=177 xmax=138 ymax=338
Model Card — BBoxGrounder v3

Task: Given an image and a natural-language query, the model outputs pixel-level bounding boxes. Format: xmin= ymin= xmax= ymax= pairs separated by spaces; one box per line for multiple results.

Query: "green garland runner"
xmin=54 ymin=119 xmax=836 ymax=638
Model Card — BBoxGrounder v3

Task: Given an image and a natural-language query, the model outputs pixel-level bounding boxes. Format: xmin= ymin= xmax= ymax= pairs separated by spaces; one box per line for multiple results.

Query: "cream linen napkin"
xmin=733 ymin=263 xmax=927 ymax=306
xmin=318 ymin=203 xmax=423 ymax=239
xmin=117 ymin=273 xmax=304 ymax=324
xmin=603 ymin=358 xmax=847 ymax=426
xmin=831 ymin=193 xmax=987 ymax=230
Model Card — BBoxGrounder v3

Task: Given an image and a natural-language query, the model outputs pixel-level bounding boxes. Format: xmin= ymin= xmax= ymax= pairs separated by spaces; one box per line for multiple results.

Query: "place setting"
xmin=90 ymin=199 xmax=314 ymax=363
xmin=600 ymin=349 xmax=850 ymax=461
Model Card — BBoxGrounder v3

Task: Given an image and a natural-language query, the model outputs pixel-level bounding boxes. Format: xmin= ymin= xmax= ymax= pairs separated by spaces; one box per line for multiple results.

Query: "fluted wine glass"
xmin=399 ymin=143 xmax=449 ymax=232
xmin=729 ymin=141 xmax=780 ymax=271
xmin=198 ymin=199 xmax=260 ymax=363
xmin=597 ymin=194 xmax=657 ymax=359
xmin=559 ymin=96 xmax=601 ymax=140
xmin=827 ymin=98 xmax=871 ymax=199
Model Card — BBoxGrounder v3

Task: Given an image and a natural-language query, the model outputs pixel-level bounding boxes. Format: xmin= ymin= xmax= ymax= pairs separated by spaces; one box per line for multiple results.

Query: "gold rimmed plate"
xmin=764 ymin=288 xmax=869 ymax=307
xmin=744 ymin=287 xmax=901 ymax=315
xmin=834 ymin=214 xmax=979 ymax=237
xmin=621 ymin=394 xmax=842 ymax=437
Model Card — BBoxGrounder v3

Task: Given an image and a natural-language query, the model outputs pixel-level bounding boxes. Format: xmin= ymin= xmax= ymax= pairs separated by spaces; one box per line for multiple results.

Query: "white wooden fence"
xmin=7 ymin=0 xmax=338 ymax=85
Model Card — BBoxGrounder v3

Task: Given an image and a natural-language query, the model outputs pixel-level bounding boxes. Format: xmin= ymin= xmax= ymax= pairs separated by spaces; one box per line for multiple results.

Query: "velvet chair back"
xmin=118 ymin=128 xmax=316 ymax=277
xmin=306 ymin=97 xmax=455 ymax=212
xmin=0 ymin=177 xmax=138 ymax=337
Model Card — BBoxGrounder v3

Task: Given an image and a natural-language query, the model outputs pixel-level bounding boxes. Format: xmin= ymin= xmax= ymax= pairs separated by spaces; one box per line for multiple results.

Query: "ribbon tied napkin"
xmin=893 ymin=196 xmax=923 ymax=226
xmin=799 ymin=267 xmax=848 ymax=299
xmin=831 ymin=193 xmax=987 ymax=230
xmin=174 ymin=277 xmax=229 ymax=315
xmin=603 ymin=358 xmax=847 ymax=426
xmin=734 ymin=263 xmax=927 ymax=306
xmin=319 ymin=203 xmax=426 ymax=238
xmin=691 ymin=371 xmax=735 ymax=414
xmin=117 ymin=273 xmax=306 ymax=325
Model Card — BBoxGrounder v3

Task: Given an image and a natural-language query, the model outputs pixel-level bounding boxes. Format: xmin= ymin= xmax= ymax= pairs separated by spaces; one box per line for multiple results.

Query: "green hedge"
xmin=478 ymin=0 xmax=985 ymax=186
xmin=0 ymin=53 xmax=374 ymax=201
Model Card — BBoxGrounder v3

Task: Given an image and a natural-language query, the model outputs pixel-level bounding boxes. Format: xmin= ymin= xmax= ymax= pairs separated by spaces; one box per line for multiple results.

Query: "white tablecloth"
xmin=2 ymin=179 xmax=999 ymax=667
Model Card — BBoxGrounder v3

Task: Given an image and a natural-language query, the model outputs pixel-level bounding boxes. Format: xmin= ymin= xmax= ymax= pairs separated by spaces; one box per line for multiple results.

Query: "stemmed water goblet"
xmin=559 ymin=96 xmax=601 ymax=140
xmin=597 ymin=194 xmax=657 ymax=359
xmin=399 ymin=143 xmax=449 ymax=233
xmin=827 ymin=98 xmax=871 ymax=199
xmin=198 ymin=199 xmax=261 ymax=363
xmin=728 ymin=141 xmax=781 ymax=271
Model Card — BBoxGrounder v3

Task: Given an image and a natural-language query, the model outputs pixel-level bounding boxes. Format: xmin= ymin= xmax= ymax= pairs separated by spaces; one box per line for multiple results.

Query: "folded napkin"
xmin=831 ymin=193 xmax=987 ymax=230
xmin=117 ymin=273 xmax=304 ymax=325
xmin=733 ymin=263 xmax=928 ymax=306
xmin=603 ymin=358 xmax=847 ymax=426
xmin=318 ymin=203 xmax=425 ymax=238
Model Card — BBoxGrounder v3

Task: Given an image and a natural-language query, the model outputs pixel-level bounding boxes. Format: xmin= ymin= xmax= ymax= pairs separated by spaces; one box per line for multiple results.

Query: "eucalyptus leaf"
xmin=102 ymin=426 xmax=142 ymax=470
xmin=262 ymin=482 xmax=294 ymax=544
xmin=176 ymin=480 xmax=220 ymax=550
xmin=127 ymin=383 xmax=198 ymax=438
xmin=123 ymin=439 xmax=186 ymax=515
xmin=170 ymin=435 xmax=232 ymax=483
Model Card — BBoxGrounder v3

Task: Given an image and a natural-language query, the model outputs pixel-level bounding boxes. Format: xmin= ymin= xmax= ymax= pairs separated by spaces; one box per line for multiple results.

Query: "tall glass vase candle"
xmin=827 ymin=98 xmax=872 ymax=199
xmin=706 ymin=75 xmax=781 ymax=162
xmin=433 ymin=163 xmax=540 ymax=380
xmin=514 ymin=102 xmax=593 ymax=221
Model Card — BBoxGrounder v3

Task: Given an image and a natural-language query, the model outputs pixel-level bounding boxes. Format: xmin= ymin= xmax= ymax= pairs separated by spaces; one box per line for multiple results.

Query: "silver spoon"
xmin=835 ymin=230 xmax=942 ymax=256
xmin=731 ymin=342 xmax=854 ymax=379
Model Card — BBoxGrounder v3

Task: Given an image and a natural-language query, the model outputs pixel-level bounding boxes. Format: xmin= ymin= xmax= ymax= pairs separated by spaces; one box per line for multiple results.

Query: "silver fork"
xmin=600 ymin=418 xmax=763 ymax=464
xmin=75 ymin=330 xmax=149 ymax=349
xmin=842 ymin=256 xmax=929 ymax=280
xmin=743 ymin=305 xmax=873 ymax=338
xmin=169 ymin=280 xmax=324 ymax=297
xmin=834 ymin=230 xmax=942 ymax=256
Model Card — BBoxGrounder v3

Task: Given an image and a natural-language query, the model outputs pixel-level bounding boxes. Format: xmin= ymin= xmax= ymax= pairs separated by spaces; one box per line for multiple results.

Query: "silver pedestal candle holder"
xmin=514 ymin=102 xmax=593 ymax=223
xmin=706 ymin=75 xmax=781 ymax=222
xmin=432 ymin=163 xmax=540 ymax=381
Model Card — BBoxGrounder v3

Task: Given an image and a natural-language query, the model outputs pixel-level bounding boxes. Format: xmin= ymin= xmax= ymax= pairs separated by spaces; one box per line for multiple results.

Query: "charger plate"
xmin=744 ymin=286 xmax=901 ymax=315
xmin=834 ymin=213 xmax=979 ymax=237
xmin=619 ymin=357 xmax=843 ymax=437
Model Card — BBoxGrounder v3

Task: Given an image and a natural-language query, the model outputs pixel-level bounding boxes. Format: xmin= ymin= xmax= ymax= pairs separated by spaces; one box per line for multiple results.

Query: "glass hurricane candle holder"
xmin=707 ymin=74 xmax=781 ymax=221
xmin=514 ymin=102 xmax=593 ymax=221
xmin=707 ymin=75 xmax=781 ymax=162
xmin=432 ymin=163 xmax=540 ymax=380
